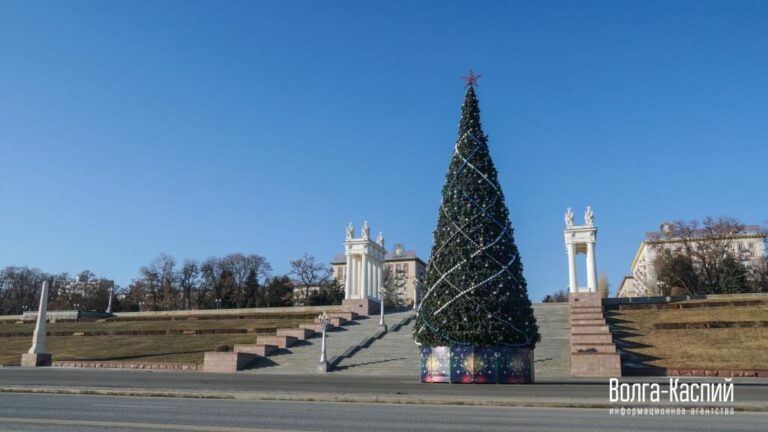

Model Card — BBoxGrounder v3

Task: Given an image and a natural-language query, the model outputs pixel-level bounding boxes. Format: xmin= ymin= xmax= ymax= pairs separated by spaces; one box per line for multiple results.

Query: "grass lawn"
xmin=0 ymin=334 xmax=265 ymax=366
xmin=0 ymin=314 xmax=317 ymax=365
xmin=613 ymin=305 xmax=768 ymax=370
xmin=0 ymin=318 xmax=309 ymax=335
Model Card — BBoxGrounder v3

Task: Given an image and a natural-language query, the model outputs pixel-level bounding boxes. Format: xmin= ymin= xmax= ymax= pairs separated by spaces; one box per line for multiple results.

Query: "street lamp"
xmin=215 ymin=298 xmax=222 ymax=310
xmin=138 ymin=301 xmax=145 ymax=312
xmin=413 ymin=283 xmax=421 ymax=310
xmin=317 ymin=312 xmax=330 ymax=373
xmin=378 ymin=287 xmax=387 ymax=330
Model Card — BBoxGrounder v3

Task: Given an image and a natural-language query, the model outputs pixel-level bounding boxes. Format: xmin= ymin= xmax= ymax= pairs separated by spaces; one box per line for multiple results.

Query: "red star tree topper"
xmin=461 ymin=69 xmax=482 ymax=87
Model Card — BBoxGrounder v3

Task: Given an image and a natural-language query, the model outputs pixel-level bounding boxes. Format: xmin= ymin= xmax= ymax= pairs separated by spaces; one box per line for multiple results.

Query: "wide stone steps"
xmin=334 ymin=319 xmax=418 ymax=375
xmin=335 ymin=303 xmax=572 ymax=378
xmin=532 ymin=304 xmax=571 ymax=377
xmin=242 ymin=310 xmax=414 ymax=374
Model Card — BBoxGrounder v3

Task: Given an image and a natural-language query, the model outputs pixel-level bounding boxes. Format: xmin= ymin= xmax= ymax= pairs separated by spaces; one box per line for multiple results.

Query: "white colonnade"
xmin=563 ymin=207 xmax=598 ymax=293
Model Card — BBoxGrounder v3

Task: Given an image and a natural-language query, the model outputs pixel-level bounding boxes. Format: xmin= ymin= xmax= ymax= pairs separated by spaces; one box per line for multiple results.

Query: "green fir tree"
xmin=414 ymin=83 xmax=540 ymax=349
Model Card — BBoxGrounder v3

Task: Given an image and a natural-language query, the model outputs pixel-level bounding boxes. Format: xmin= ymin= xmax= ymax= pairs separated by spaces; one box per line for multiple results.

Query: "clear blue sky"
xmin=1 ymin=1 xmax=767 ymax=300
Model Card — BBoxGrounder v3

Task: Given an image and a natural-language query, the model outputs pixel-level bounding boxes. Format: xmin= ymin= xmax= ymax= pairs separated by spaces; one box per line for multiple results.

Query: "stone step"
xmin=572 ymin=343 xmax=616 ymax=354
xmin=571 ymin=307 xmax=604 ymax=314
xmin=276 ymin=328 xmax=315 ymax=340
xmin=571 ymin=313 xmax=604 ymax=321
xmin=233 ymin=344 xmax=277 ymax=357
xmin=571 ymin=352 xmax=621 ymax=377
xmin=203 ymin=352 xmax=259 ymax=373
xmin=569 ymin=296 xmax=602 ymax=307
xmin=256 ymin=335 xmax=297 ymax=348
xmin=330 ymin=312 xmax=358 ymax=321
xmin=571 ymin=333 xmax=613 ymax=344
xmin=315 ymin=317 xmax=348 ymax=326
xmin=571 ymin=324 xmax=610 ymax=334
xmin=299 ymin=323 xmax=336 ymax=332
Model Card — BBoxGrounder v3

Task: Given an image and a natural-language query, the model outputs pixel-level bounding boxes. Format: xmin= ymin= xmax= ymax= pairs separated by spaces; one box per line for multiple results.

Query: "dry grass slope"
xmin=611 ymin=302 xmax=768 ymax=370
xmin=0 ymin=313 xmax=317 ymax=366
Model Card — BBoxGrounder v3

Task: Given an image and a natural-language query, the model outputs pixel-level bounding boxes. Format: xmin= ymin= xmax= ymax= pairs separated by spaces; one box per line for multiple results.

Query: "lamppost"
xmin=317 ymin=312 xmax=329 ymax=373
xmin=138 ymin=301 xmax=145 ymax=312
xmin=413 ymin=283 xmax=421 ymax=310
xmin=215 ymin=298 xmax=222 ymax=310
xmin=378 ymin=287 xmax=387 ymax=330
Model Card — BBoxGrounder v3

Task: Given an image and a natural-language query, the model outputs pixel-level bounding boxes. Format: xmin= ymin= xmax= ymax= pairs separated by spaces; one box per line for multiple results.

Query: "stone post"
xmin=378 ymin=287 xmax=387 ymax=330
xmin=377 ymin=262 xmax=383 ymax=300
xmin=21 ymin=281 xmax=53 ymax=367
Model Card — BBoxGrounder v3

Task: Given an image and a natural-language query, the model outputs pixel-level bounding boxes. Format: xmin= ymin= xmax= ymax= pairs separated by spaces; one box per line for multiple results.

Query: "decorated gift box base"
xmin=420 ymin=345 xmax=533 ymax=384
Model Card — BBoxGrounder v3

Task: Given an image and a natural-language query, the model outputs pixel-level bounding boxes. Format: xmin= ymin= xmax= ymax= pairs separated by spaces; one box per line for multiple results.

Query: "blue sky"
xmin=1 ymin=1 xmax=767 ymax=300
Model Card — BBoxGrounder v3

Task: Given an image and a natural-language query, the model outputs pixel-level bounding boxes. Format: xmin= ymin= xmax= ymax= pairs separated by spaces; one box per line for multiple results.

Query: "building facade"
xmin=332 ymin=243 xmax=426 ymax=306
xmin=617 ymin=224 xmax=766 ymax=298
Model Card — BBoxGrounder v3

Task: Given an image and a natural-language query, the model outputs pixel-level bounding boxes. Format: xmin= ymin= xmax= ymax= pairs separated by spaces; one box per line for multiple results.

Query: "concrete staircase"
xmin=532 ymin=303 xmax=571 ymax=378
xmin=334 ymin=303 xmax=572 ymax=378
xmin=334 ymin=313 xmax=417 ymax=375
xmin=243 ymin=310 xmax=414 ymax=374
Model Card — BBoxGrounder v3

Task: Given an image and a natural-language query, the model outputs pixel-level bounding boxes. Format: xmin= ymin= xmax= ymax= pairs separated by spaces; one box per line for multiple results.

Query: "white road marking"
xmin=93 ymin=403 xmax=171 ymax=409
xmin=0 ymin=416 xmax=309 ymax=432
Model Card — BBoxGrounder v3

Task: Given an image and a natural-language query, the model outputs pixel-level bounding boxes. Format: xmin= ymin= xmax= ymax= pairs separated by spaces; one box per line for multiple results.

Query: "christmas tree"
xmin=414 ymin=76 xmax=540 ymax=350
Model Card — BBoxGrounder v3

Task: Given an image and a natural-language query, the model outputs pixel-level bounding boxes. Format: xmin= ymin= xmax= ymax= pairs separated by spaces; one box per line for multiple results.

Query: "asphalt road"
xmin=0 ymin=393 xmax=764 ymax=432
xmin=1 ymin=368 xmax=766 ymax=405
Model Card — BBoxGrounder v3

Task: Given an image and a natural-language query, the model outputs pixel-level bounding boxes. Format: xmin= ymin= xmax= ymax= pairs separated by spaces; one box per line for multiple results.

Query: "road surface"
xmin=1 ymin=368 xmax=766 ymax=406
xmin=0 ymin=393 xmax=764 ymax=432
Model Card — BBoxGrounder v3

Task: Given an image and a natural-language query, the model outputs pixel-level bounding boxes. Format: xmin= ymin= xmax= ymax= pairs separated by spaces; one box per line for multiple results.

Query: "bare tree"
xmin=139 ymin=264 xmax=161 ymax=311
xmin=220 ymin=253 xmax=272 ymax=308
xmin=597 ymin=272 xmax=610 ymax=298
xmin=178 ymin=259 xmax=199 ymax=310
xmin=542 ymin=289 xmax=568 ymax=303
xmin=750 ymin=257 xmax=768 ymax=293
xmin=289 ymin=253 xmax=331 ymax=305
xmin=198 ymin=258 xmax=222 ymax=309
xmin=651 ymin=217 xmax=759 ymax=294
xmin=381 ymin=266 xmax=407 ymax=307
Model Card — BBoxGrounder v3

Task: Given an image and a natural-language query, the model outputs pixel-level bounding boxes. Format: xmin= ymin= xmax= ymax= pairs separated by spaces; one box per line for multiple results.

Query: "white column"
xmin=344 ymin=254 xmax=352 ymax=299
xmin=567 ymin=243 xmax=578 ymax=293
xmin=356 ymin=257 xmax=362 ymax=298
xmin=370 ymin=261 xmax=375 ymax=299
xmin=586 ymin=241 xmax=597 ymax=292
xmin=367 ymin=260 xmax=373 ymax=298
xmin=371 ymin=262 xmax=376 ymax=299
xmin=351 ymin=256 xmax=358 ymax=298
xmin=361 ymin=254 xmax=369 ymax=299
